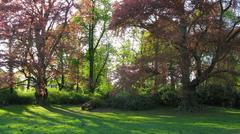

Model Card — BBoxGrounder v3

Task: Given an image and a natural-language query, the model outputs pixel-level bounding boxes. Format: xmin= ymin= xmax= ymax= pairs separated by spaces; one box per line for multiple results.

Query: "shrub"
xmin=197 ymin=85 xmax=238 ymax=107
xmin=157 ymin=87 xmax=180 ymax=106
xmin=231 ymin=89 xmax=240 ymax=108
xmin=0 ymin=88 xmax=90 ymax=105
xmin=47 ymin=90 xmax=90 ymax=104
xmin=105 ymin=90 xmax=156 ymax=110
xmin=0 ymin=89 xmax=34 ymax=105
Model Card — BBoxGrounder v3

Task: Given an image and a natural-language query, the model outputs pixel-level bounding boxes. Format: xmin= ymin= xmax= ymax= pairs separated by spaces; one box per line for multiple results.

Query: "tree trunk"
xmin=59 ymin=73 xmax=65 ymax=91
xmin=9 ymin=71 xmax=14 ymax=93
xmin=35 ymin=82 xmax=48 ymax=105
xmin=179 ymin=84 xmax=199 ymax=112
xmin=178 ymin=47 xmax=200 ymax=111
xmin=89 ymin=24 xmax=95 ymax=93
xmin=35 ymin=68 xmax=48 ymax=105
xmin=59 ymin=47 xmax=65 ymax=91
xmin=76 ymin=63 xmax=80 ymax=92
xmin=76 ymin=83 xmax=79 ymax=92
xmin=152 ymin=39 xmax=160 ymax=95
xmin=27 ymin=77 xmax=31 ymax=90
xmin=169 ymin=63 xmax=175 ymax=90
xmin=8 ymin=58 xmax=14 ymax=94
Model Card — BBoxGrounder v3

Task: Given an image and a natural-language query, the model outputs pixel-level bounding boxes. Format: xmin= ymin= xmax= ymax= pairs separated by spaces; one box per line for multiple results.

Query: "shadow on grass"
xmin=0 ymin=105 xmax=240 ymax=134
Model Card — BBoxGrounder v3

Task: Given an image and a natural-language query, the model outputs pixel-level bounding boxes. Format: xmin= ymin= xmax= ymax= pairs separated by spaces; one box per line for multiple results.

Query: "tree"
xmin=0 ymin=0 xmax=73 ymax=104
xmin=54 ymin=22 xmax=84 ymax=91
xmin=75 ymin=0 xmax=111 ymax=93
xmin=0 ymin=1 xmax=22 ymax=92
xmin=111 ymin=0 xmax=240 ymax=110
xmin=114 ymin=31 xmax=177 ymax=94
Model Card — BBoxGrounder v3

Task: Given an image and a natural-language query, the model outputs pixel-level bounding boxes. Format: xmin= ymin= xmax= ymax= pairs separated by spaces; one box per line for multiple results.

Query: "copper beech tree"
xmin=110 ymin=0 xmax=240 ymax=110
xmin=0 ymin=0 xmax=73 ymax=104
xmin=0 ymin=1 xmax=19 ymax=92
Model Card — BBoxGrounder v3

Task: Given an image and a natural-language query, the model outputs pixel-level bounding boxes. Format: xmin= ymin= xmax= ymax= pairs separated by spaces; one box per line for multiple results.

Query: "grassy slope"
xmin=0 ymin=105 xmax=240 ymax=134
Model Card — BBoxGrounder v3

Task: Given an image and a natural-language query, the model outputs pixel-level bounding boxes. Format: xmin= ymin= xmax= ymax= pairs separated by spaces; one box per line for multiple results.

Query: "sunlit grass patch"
xmin=0 ymin=105 xmax=240 ymax=134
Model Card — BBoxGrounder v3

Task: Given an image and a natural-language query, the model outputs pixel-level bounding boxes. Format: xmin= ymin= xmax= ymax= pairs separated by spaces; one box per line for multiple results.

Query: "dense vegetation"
xmin=1 ymin=0 xmax=240 ymax=133
xmin=0 ymin=0 xmax=240 ymax=133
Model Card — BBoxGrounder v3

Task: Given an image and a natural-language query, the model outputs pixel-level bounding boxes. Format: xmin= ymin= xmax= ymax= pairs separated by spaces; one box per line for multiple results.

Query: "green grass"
xmin=0 ymin=105 xmax=240 ymax=134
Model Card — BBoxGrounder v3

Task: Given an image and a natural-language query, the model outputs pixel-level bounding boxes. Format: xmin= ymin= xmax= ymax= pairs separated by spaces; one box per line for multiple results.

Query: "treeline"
xmin=0 ymin=0 xmax=240 ymax=111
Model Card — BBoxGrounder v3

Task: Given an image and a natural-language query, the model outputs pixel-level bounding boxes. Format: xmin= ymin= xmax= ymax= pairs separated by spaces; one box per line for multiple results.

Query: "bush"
xmin=157 ymin=87 xmax=180 ymax=106
xmin=0 ymin=88 xmax=90 ymax=105
xmin=0 ymin=89 xmax=34 ymax=105
xmin=47 ymin=90 xmax=90 ymax=104
xmin=105 ymin=90 xmax=156 ymax=110
xmin=235 ymin=90 xmax=240 ymax=108
xmin=197 ymin=85 xmax=238 ymax=107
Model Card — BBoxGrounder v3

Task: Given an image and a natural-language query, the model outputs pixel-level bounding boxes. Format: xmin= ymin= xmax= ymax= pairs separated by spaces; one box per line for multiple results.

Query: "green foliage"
xmin=47 ymin=90 xmax=90 ymax=104
xmin=0 ymin=88 xmax=90 ymax=105
xmin=94 ymin=0 xmax=111 ymax=22
xmin=224 ymin=10 xmax=238 ymax=22
xmin=0 ymin=89 xmax=34 ymax=105
xmin=105 ymin=91 xmax=156 ymax=110
xmin=157 ymin=87 xmax=180 ymax=106
xmin=116 ymin=40 xmax=137 ymax=65
xmin=197 ymin=85 xmax=239 ymax=107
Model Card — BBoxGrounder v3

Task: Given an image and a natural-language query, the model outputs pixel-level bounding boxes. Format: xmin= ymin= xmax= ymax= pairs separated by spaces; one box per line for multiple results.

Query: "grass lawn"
xmin=0 ymin=105 xmax=240 ymax=134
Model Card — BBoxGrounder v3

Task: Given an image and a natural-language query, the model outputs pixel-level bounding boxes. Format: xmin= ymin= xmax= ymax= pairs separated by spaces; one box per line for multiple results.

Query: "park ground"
xmin=0 ymin=105 xmax=240 ymax=134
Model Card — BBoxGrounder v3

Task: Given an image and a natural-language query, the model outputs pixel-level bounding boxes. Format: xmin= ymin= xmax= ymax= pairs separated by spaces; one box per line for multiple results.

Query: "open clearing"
xmin=0 ymin=105 xmax=240 ymax=134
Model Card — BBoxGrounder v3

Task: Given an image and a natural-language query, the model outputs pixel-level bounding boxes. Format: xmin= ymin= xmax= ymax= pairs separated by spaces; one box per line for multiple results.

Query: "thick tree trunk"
xmin=178 ymin=47 xmax=200 ymax=111
xmin=179 ymin=84 xmax=199 ymax=112
xmin=35 ymin=82 xmax=48 ymax=105
xmin=35 ymin=68 xmax=48 ymax=105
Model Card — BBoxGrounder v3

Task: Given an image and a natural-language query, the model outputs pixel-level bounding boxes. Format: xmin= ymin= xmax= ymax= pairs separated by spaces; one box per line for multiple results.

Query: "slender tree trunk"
xmin=59 ymin=47 xmax=65 ymax=91
xmin=152 ymin=39 xmax=160 ymax=95
xmin=27 ymin=77 xmax=31 ymax=90
xmin=169 ymin=63 xmax=175 ymax=90
xmin=8 ymin=45 xmax=14 ymax=94
xmin=60 ymin=74 xmax=65 ymax=91
xmin=162 ymin=63 xmax=168 ymax=84
xmin=76 ymin=63 xmax=80 ymax=92
xmin=76 ymin=83 xmax=79 ymax=92
xmin=89 ymin=24 xmax=95 ymax=93
xmin=9 ymin=69 xmax=14 ymax=94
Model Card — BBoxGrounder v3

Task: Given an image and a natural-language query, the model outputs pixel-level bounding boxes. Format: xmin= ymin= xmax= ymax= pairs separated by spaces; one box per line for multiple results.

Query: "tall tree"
xmin=0 ymin=0 xmax=73 ymax=104
xmin=111 ymin=0 xmax=240 ymax=110
xmin=75 ymin=0 xmax=111 ymax=93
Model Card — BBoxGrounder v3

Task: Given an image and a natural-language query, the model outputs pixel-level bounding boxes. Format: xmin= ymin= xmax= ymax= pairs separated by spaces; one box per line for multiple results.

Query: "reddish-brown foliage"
xmin=0 ymin=0 xmax=74 ymax=103
xmin=111 ymin=0 xmax=240 ymax=109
